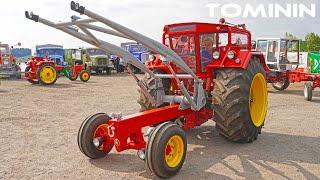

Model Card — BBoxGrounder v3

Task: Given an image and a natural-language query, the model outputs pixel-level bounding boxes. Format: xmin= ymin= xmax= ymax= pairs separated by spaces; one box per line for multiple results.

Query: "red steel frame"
xmin=104 ymin=105 xmax=212 ymax=152
xmin=268 ymin=68 xmax=320 ymax=90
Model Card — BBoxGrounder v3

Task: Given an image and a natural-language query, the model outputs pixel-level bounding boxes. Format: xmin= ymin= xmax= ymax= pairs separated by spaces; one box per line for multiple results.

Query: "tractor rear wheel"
xmin=79 ymin=70 xmax=90 ymax=82
xmin=212 ymin=58 xmax=268 ymax=143
xmin=25 ymin=66 xmax=39 ymax=84
xmin=37 ymin=63 xmax=57 ymax=85
xmin=304 ymin=82 xmax=313 ymax=101
xmin=137 ymin=70 xmax=171 ymax=111
xmin=272 ymin=76 xmax=290 ymax=91
xmin=78 ymin=113 xmax=114 ymax=159
xmin=146 ymin=122 xmax=187 ymax=178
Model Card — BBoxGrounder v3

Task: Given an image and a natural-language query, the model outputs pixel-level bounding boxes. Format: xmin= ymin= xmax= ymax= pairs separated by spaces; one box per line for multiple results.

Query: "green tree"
xmin=285 ymin=32 xmax=297 ymax=40
xmin=305 ymin=32 xmax=320 ymax=52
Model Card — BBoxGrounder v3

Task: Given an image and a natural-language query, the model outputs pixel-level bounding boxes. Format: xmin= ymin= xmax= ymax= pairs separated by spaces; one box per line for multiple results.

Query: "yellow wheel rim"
xmin=165 ymin=135 xmax=184 ymax=168
xmin=39 ymin=66 xmax=56 ymax=84
xmin=81 ymin=72 xmax=89 ymax=81
xmin=249 ymin=73 xmax=268 ymax=127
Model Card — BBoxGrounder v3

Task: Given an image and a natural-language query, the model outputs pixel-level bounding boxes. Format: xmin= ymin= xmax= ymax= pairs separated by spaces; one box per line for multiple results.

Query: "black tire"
xmin=78 ymin=113 xmax=114 ymax=159
xmin=137 ymin=70 xmax=171 ymax=111
xmin=272 ymin=76 xmax=290 ymax=91
xmin=212 ymin=58 xmax=268 ymax=143
xmin=25 ymin=66 xmax=39 ymax=84
xmin=106 ymin=68 xmax=111 ymax=75
xmin=304 ymin=82 xmax=313 ymax=101
xmin=146 ymin=123 xmax=187 ymax=178
xmin=69 ymin=73 xmax=78 ymax=81
xmin=79 ymin=70 xmax=90 ymax=82
xmin=36 ymin=63 xmax=57 ymax=85
xmin=15 ymin=65 xmax=21 ymax=79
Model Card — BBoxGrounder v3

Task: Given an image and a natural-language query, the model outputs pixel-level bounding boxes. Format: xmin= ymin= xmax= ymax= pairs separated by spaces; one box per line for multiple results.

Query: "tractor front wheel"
xmin=78 ymin=113 xmax=114 ymax=159
xmin=272 ymin=76 xmax=290 ymax=91
xmin=79 ymin=70 xmax=90 ymax=82
xmin=304 ymin=82 xmax=313 ymax=101
xmin=146 ymin=122 xmax=187 ymax=178
xmin=37 ymin=63 xmax=57 ymax=85
xmin=212 ymin=58 xmax=268 ymax=143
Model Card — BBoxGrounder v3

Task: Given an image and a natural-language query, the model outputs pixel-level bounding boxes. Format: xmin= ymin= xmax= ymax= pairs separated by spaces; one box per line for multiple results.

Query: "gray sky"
xmin=0 ymin=0 xmax=319 ymax=50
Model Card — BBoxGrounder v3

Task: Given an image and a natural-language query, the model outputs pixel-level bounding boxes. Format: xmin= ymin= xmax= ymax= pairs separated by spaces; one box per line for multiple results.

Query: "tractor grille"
xmin=98 ymin=58 xmax=107 ymax=65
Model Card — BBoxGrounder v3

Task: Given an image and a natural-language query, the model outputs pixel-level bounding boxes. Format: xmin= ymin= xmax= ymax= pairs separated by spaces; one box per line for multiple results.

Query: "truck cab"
xmin=82 ymin=48 xmax=113 ymax=74
xmin=36 ymin=44 xmax=65 ymax=66
xmin=122 ymin=43 xmax=150 ymax=63
xmin=64 ymin=48 xmax=83 ymax=65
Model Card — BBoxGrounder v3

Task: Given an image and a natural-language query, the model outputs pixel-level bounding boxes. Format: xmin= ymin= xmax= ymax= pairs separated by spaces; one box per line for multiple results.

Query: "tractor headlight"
xmin=212 ymin=51 xmax=220 ymax=60
xmin=227 ymin=51 xmax=235 ymax=59
xmin=3 ymin=59 xmax=9 ymax=65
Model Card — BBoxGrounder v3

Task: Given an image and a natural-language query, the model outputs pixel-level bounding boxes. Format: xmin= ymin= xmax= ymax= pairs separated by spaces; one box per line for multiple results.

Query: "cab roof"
xmin=163 ymin=22 xmax=249 ymax=35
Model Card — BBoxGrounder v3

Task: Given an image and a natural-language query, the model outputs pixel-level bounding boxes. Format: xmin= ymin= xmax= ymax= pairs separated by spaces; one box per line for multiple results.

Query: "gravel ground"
xmin=1 ymin=74 xmax=320 ymax=180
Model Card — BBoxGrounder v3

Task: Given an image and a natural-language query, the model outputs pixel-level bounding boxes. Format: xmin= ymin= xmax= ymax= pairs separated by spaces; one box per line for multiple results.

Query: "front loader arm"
xmin=25 ymin=1 xmax=206 ymax=111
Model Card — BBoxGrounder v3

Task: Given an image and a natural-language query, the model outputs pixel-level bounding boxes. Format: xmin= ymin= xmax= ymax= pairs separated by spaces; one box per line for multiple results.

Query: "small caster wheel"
xmin=146 ymin=122 xmax=187 ymax=178
xmin=78 ymin=113 xmax=114 ymax=159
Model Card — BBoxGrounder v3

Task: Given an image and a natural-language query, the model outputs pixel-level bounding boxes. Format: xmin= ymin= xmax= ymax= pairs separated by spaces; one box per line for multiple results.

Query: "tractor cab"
xmin=160 ymin=20 xmax=252 ymax=75
xmin=255 ymin=38 xmax=300 ymax=72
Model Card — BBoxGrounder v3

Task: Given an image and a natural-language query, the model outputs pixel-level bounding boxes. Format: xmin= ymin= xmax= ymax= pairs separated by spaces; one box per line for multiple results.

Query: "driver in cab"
xmin=200 ymin=36 xmax=215 ymax=71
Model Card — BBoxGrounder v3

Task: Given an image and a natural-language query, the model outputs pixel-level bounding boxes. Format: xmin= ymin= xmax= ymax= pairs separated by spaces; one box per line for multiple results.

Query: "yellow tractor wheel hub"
xmin=81 ymin=72 xmax=89 ymax=81
xmin=165 ymin=135 xmax=184 ymax=168
xmin=39 ymin=66 xmax=56 ymax=84
xmin=249 ymin=73 xmax=268 ymax=127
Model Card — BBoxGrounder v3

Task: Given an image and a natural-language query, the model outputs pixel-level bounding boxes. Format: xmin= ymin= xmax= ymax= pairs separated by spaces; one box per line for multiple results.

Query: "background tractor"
xmin=26 ymin=2 xmax=269 ymax=178
xmin=256 ymin=38 xmax=320 ymax=100
xmin=25 ymin=56 xmax=90 ymax=85
xmin=0 ymin=43 xmax=21 ymax=79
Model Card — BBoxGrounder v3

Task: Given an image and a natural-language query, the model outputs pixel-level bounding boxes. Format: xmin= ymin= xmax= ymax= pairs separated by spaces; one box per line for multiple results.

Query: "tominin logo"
xmin=206 ymin=3 xmax=316 ymax=18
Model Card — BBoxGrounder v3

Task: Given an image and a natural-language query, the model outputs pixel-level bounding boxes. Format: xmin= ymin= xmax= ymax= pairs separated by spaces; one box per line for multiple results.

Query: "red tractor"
xmin=25 ymin=56 xmax=90 ymax=85
xmin=26 ymin=2 xmax=269 ymax=178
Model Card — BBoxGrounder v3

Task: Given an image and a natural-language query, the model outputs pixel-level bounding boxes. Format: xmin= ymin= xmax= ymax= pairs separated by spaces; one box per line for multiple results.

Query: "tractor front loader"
xmin=25 ymin=2 xmax=269 ymax=178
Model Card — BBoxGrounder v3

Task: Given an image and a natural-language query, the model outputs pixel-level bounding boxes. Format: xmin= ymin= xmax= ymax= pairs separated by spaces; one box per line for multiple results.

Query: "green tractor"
xmin=65 ymin=48 xmax=113 ymax=75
